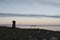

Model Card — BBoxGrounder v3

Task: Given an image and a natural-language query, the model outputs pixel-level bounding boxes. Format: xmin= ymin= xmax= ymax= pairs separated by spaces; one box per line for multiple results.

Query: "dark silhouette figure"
xmin=12 ymin=20 xmax=16 ymax=29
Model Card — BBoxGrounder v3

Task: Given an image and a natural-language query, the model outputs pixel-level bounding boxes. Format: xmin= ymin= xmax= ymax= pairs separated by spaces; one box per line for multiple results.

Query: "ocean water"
xmin=16 ymin=26 xmax=60 ymax=31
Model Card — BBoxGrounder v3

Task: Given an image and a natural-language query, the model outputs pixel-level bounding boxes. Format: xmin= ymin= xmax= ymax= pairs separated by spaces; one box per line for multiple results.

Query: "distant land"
xmin=0 ymin=24 xmax=60 ymax=27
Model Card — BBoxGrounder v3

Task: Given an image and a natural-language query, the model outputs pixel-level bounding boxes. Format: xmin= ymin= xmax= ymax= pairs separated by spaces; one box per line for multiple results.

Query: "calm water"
xmin=16 ymin=26 xmax=60 ymax=31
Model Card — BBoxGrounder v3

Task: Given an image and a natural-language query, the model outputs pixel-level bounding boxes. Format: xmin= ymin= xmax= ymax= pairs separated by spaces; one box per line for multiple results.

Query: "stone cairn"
xmin=12 ymin=20 xmax=16 ymax=29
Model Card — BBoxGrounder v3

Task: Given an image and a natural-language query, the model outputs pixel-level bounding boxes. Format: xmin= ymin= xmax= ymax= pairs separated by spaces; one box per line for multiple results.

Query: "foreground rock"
xmin=0 ymin=26 xmax=60 ymax=40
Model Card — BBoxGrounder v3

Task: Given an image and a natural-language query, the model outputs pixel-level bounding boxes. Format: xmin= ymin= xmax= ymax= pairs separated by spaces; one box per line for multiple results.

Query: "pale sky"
xmin=0 ymin=0 xmax=60 ymax=15
xmin=0 ymin=17 xmax=60 ymax=25
xmin=0 ymin=0 xmax=60 ymax=25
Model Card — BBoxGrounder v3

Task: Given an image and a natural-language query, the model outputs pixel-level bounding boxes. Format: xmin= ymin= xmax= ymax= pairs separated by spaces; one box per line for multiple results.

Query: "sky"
xmin=0 ymin=0 xmax=60 ymax=15
xmin=0 ymin=0 xmax=60 ymax=25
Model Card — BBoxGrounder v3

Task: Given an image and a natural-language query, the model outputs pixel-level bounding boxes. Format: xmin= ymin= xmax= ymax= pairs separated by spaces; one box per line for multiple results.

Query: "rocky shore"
xmin=0 ymin=26 xmax=60 ymax=40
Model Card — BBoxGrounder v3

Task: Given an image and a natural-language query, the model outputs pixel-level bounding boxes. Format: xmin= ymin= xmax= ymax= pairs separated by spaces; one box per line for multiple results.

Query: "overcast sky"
xmin=0 ymin=0 xmax=60 ymax=15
